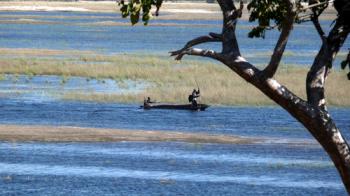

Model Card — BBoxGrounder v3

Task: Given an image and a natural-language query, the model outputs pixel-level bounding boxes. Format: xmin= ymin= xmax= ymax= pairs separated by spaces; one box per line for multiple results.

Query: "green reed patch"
xmin=1 ymin=51 xmax=349 ymax=106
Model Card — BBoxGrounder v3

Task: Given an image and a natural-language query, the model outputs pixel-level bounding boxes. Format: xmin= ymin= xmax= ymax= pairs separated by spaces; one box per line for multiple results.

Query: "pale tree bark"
xmin=170 ymin=0 xmax=350 ymax=193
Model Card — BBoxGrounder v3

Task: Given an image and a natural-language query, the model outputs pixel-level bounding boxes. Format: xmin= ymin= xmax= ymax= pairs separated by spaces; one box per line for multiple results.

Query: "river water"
xmin=0 ymin=141 xmax=344 ymax=195
xmin=0 ymin=97 xmax=349 ymax=195
xmin=0 ymin=10 xmax=350 ymax=195
xmin=0 ymin=11 xmax=349 ymax=65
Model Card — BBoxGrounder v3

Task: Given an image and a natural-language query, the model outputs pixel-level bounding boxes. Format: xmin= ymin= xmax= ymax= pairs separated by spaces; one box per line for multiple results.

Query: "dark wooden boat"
xmin=143 ymin=102 xmax=209 ymax=111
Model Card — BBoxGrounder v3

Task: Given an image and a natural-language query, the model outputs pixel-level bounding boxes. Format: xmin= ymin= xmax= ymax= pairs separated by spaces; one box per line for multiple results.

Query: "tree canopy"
xmin=119 ymin=0 xmax=350 ymax=77
xmin=119 ymin=0 xmax=162 ymax=25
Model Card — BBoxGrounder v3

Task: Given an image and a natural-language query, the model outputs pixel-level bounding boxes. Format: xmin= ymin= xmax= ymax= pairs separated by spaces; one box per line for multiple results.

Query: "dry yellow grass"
xmin=1 ymin=48 xmax=349 ymax=106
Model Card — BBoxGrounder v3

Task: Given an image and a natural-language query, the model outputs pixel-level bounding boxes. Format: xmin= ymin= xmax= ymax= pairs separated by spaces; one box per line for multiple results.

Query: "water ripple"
xmin=0 ymin=143 xmax=332 ymax=167
xmin=0 ymin=162 xmax=342 ymax=189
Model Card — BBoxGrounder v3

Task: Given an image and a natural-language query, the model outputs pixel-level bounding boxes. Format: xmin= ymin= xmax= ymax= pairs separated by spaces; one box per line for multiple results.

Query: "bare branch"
xmin=216 ymin=0 xmax=244 ymax=56
xmin=209 ymin=32 xmax=223 ymax=39
xmin=263 ymin=2 xmax=296 ymax=78
xmin=296 ymin=0 xmax=329 ymax=25
xmin=297 ymin=14 xmax=313 ymax=23
xmin=169 ymin=33 xmax=222 ymax=58
xmin=170 ymin=0 xmax=244 ymax=61
xmin=218 ymin=0 xmax=243 ymax=28
xmin=226 ymin=0 xmax=244 ymax=27
xmin=299 ymin=0 xmax=333 ymax=12
xmin=311 ymin=15 xmax=326 ymax=40
xmin=170 ymin=48 xmax=222 ymax=61
xmin=308 ymin=0 xmax=329 ymax=41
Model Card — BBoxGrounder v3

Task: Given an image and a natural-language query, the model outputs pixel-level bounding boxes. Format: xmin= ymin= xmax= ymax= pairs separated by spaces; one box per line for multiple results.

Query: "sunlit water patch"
xmin=0 ymin=162 xmax=341 ymax=189
xmin=0 ymin=142 xmax=331 ymax=167
xmin=0 ymin=75 xmax=148 ymax=102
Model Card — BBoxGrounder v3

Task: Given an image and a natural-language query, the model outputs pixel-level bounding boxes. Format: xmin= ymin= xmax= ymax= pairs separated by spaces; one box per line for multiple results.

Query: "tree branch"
xmin=309 ymin=0 xmax=328 ymax=41
xmin=311 ymin=15 xmax=326 ymax=41
xmin=169 ymin=33 xmax=222 ymax=58
xmin=263 ymin=0 xmax=296 ymax=78
xmin=170 ymin=48 xmax=222 ymax=61
xmin=217 ymin=0 xmax=244 ymax=56
xmin=306 ymin=18 xmax=349 ymax=110
xmin=225 ymin=1 xmax=243 ymax=28
xmin=299 ymin=0 xmax=333 ymax=11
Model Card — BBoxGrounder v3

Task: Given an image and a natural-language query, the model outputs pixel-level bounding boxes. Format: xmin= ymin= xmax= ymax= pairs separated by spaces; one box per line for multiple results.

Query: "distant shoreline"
xmin=0 ymin=124 xmax=255 ymax=144
xmin=0 ymin=1 xmax=337 ymax=20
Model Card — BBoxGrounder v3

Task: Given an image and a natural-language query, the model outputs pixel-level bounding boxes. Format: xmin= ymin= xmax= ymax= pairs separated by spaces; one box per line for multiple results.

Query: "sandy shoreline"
xmin=0 ymin=124 xmax=254 ymax=144
xmin=0 ymin=1 xmax=336 ymax=20
xmin=0 ymin=1 xmax=220 ymax=13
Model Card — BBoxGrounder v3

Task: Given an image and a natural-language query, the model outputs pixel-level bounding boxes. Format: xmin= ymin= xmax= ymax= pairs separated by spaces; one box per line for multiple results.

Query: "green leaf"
xmin=130 ymin=12 xmax=140 ymax=25
xmin=120 ymin=4 xmax=129 ymax=18
xmin=247 ymin=0 xmax=292 ymax=38
xmin=118 ymin=0 xmax=163 ymax=25
xmin=248 ymin=26 xmax=266 ymax=38
xmin=142 ymin=12 xmax=152 ymax=25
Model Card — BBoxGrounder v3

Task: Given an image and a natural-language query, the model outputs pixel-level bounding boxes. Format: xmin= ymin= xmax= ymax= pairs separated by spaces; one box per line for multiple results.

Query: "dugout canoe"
xmin=142 ymin=103 xmax=209 ymax=111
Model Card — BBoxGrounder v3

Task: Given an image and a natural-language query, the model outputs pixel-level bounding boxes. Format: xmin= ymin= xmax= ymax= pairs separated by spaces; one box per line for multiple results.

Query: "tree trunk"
xmin=222 ymin=56 xmax=350 ymax=194
xmin=171 ymin=0 xmax=350 ymax=193
xmin=257 ymin=76 xmax=350 ymax=194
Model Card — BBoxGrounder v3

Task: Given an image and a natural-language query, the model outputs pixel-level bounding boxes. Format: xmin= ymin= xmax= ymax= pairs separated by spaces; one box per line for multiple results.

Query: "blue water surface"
xmin=0 ymin=11 xmax=349 ymax=66
xmin=0 ymin=140 xmax=347 ymax=195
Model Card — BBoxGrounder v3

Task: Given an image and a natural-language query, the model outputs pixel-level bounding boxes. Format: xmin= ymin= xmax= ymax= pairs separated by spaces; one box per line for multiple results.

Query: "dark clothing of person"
xmin=190 ymin=89 xmax=200 ymax=108
xmin=144 ymin=97 xmax=155 ymax=105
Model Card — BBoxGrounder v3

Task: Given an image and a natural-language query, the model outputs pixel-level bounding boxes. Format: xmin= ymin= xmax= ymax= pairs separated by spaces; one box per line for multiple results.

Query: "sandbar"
xmin=0 ymin=124 xmax=254 ymax=144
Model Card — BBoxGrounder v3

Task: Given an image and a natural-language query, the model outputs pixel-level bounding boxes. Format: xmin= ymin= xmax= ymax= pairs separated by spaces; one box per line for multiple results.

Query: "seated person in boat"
xmin=144 ymin=97 xmax=155 ymax=105
xmin=189 ymin=89 xmax=200 ymax=108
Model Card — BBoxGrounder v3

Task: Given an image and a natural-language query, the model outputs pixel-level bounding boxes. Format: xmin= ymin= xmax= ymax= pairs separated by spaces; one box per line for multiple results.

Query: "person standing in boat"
xmin=146 ymin=97 xmax=154 ymax=103
xmin=144 ymin=97 xmax=155 ymax=108
xmin=189 ymin=88 xmax=200 ymax=108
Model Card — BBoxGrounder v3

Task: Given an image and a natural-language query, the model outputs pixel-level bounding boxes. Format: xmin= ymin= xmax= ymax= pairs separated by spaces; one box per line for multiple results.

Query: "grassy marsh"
xmin=1 ymin=48 xmax=349 ymax=106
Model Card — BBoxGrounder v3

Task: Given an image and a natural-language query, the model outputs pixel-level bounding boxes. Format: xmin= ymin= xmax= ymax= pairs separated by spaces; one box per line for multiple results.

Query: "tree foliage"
xmin=118 ymin=0 xmax=350 ymax=78
xmin=118 ymin=0 xmax=162 ymax=25
xmin=247 ymin=0 xmax=292 ymax=38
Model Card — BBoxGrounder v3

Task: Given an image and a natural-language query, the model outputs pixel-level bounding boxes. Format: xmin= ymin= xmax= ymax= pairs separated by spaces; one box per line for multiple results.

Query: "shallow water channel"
xmin=0 ymin=96 xmax=349 ymax=195
xmin=0 ymin=74 xmax=147 ymax=102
